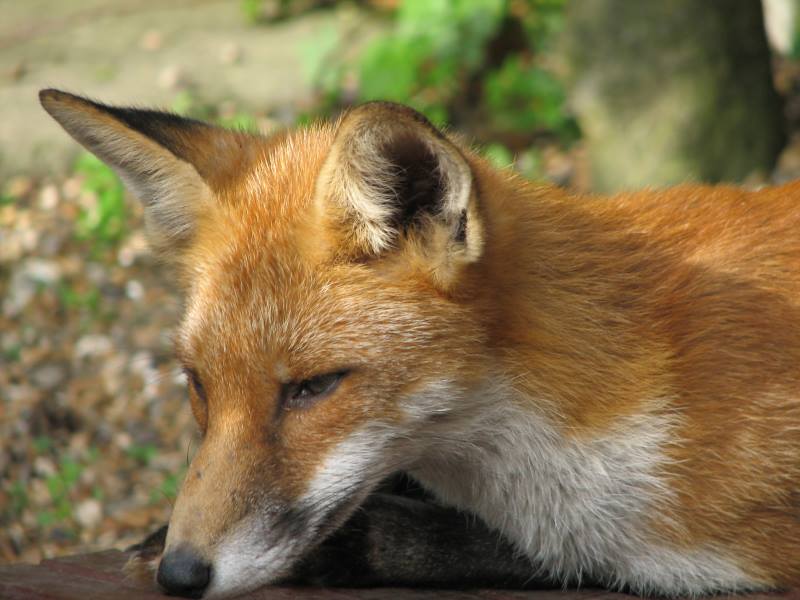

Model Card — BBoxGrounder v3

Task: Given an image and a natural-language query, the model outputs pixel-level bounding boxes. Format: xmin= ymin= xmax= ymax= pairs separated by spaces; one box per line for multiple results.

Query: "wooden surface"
xmin=0 ymin=551 xmax=797 ymax=600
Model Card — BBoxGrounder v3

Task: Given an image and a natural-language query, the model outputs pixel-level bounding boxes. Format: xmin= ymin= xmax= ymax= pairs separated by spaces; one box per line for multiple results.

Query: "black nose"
xmin=157 ymin=547 xmax=211 ymax=598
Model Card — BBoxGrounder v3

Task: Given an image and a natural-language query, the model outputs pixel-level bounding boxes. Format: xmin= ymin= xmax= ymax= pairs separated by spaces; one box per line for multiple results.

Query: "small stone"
xmin=86 ymin=262 xmax=107 ymax=286
xmin=24 ymin=259 xmax=61 ymax=285
xmin=113 ymin=505 xmax=155 ymax=529
xmin=6 ymin=60 xmax=26 ymax=82
xmin=158 ymin=65 xmax=185 ymax=90
xmin=33 ymin=456 xmax=57 ymax=477
xmin=219 ymin=42 xmax=242 ymax=65
xmin=32 ymin=364 xmax=66 ymax=390
xmin=20 ymin=226 xmax=39 ymax=253
xmin=38 ymin=184 xmax=60 ymax=210
xmin=117 ymin=231 xmax=149 ymax=267
xmin=115 ymin=432 xmax=132 ymax=450
xmin=102 ymin=355 xmax=127 ymax=396
xmin=126 ymin=279 xmax=144 ymax=301
xmin=4 ymin=259 xmax=62 ymax=315
xmin=61 ymin=177 xmax=82 ymax=200
xmin=5 ymin=384 xmax=35 ymax=406
xmin=75 ymin=334 xmax=113 ymax=361
xmin=3 ymin=270 xmax=36 ymax=317
xmin=29 ymin=478 xmax=51 ymax=506
xmin=74 ymin=499 xmax=103 ymax=529
xmin=5 ymin=176 xmax=33 ymax=199
xmin=79 ymin=466 xmax=97 ymax=487
xmin=140 ymin=30 xmax=163 ymax=51
xmin=0 ymin=234 xmax=23 ymax=263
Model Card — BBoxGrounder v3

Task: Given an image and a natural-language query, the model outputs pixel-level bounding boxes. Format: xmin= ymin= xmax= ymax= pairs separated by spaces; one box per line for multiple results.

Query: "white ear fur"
xmin=40 ymin=89 xmax=214 ymax=253
xmin=315 ymin=102 xmax=481 ymax=263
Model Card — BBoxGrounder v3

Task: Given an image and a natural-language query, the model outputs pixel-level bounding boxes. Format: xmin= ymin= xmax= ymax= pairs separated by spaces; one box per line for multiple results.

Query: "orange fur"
xmin=41 ymin=90 xmax=799 ymax=594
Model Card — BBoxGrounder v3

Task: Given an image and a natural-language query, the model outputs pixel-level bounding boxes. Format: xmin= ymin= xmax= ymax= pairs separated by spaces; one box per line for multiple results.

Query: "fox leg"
xmin=127 ymin=492 xmax=549 ymax=590
xmin=287 ymin=492 xmax=548 ymax=589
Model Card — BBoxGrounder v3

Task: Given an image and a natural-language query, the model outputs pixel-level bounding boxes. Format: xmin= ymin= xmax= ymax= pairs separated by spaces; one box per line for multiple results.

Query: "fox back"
xmin=41 ymin=89 xmax=800 ymax=598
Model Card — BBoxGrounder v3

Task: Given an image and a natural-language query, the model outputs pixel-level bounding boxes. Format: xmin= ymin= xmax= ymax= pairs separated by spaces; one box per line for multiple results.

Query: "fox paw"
xmin=123 ymin=524 xmax=167 ymax=585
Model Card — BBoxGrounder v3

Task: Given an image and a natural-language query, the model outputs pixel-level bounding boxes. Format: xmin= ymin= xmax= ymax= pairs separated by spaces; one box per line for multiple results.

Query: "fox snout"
xmin=157 ymin=420 xmax=409 ymax=598
xmin=158 ymin=484 xmax=306 ymax=598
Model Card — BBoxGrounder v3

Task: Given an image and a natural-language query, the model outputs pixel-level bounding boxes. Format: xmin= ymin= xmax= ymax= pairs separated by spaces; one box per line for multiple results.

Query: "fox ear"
xmin=315 ymin=102 xmax=483 ymax=282
xmin=39 ymin=89 xmax=251 ymax=255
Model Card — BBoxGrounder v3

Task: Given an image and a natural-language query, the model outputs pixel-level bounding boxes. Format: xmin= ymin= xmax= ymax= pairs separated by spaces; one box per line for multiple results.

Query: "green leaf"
xmin=126 ymin=443 xmax=158 ymax=466
xmin=32 ymin=436 xmax=52 ymax=454
xmin=9 ymin=481 xmax=28 ymax=516
xmin=59 ymin=458 xmax=82 ymax=487
xmin=483 ymin=143 xmax=514 ymax=169
xmin=37 ymin=510 xmax=56 ymax=527
xmin=300 ymin=25 xmax=343 ymax=94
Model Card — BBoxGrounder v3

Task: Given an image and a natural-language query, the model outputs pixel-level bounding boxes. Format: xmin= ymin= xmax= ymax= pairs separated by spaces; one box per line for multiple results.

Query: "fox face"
xmin=41 ymin=91 xmax=491 ymax=597
xmin=168 ymin=240 xmax=485 ymax=596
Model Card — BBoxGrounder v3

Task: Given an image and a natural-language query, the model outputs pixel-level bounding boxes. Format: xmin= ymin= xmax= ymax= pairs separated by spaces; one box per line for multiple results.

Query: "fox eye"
xmin=183 ymin=367 xmax=207 ymax=403
xmin=282 ymin=371 xmax=347 ymax=410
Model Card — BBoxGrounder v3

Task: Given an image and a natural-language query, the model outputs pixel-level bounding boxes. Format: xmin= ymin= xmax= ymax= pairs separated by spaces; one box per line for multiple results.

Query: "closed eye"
xmin=183 ymin=367 xmax=207 ymax=403
xmin=281 ymin=371 xmax=348 ymax=411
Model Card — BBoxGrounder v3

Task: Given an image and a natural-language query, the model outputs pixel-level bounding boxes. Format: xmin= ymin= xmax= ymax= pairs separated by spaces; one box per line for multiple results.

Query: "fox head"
xmin=41 ymin=90 xmax=497 ymax=597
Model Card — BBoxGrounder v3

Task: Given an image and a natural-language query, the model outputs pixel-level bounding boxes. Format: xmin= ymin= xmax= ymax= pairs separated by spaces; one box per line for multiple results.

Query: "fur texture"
xmin=41 ymin=90 xmax=800 ymax=598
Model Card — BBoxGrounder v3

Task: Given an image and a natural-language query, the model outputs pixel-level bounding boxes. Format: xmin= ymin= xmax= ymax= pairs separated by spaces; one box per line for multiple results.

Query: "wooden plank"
xmin=0 ymin=551 xmax=798 ymax=600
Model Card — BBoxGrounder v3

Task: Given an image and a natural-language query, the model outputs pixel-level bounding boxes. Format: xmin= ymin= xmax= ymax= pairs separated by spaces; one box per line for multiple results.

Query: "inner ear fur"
xmin=315 ymin=102 xmax=483 ymax=276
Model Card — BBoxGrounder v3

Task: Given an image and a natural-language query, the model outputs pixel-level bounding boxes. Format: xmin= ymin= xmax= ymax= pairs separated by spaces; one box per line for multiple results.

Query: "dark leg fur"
xmin=287 ymin=492 xmax=552 ymax=589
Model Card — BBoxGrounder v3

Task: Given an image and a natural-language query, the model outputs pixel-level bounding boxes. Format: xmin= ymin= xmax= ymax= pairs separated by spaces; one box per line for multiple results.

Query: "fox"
xmin=40 ymin=88 xmax=800 ymax=599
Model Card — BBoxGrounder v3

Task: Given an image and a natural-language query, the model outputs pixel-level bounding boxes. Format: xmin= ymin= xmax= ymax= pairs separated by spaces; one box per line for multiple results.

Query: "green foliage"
xmin=298 ymin=0 xmax=579 ymax=182
xmin=240 ymin=0 xmax=329 ymax=24
xmin=518 ymin=0 xmax=567 ymax=52
xmin=3 ymin=442 xmax=106 ymax=530
xmin=73 ymin=152 xmax=127 ymax=253
xmin=171 ymin=90 xmax=203 ymax=117
xmin=218 ymin=111 xmax=260 ymax=133
xmin=2 ymin=342 xmax=21 ymax=363
xmin=351 ymin=0 xmax=506 ymax=125
xmin=240 ymin=0 xmax=263 ymax=24
xmin=482 ymin=142 xmax=515 ymax=169
xmin=300 ymin=25 xmax=343 ymax=101
xmin=484 ymin=55 xmax=577 ymax=140
xmin=172 ymin=90 xmax=260 ymax=133
xmin=126 ymin=443 xmax=158 ymax=466
xmin=39 ymin=457 xmax=83 ymax=528
xmin=306 ymin=0 xmax=577 ymax=166
xmin=32 ymin=436 xmax=53 ymax=454
xmin=57 ymin=282 xmax=101 ymax=315
xmin=9 ymin=481 xmax=29 ymax=517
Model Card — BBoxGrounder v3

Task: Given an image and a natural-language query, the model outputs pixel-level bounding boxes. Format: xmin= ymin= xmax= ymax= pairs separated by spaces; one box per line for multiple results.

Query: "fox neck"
xmin=407 ymin=382 xmax=750 ymax=595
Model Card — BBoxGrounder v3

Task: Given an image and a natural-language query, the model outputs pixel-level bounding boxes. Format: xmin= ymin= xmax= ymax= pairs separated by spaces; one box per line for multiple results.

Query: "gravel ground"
xmin=0 ymin=175 xmax=197 ymax=563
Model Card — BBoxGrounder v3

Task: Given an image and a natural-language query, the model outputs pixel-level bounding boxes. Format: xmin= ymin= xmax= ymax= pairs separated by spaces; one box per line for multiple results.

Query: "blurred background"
xmin=2 ymin=0 xmax=800 ymax=564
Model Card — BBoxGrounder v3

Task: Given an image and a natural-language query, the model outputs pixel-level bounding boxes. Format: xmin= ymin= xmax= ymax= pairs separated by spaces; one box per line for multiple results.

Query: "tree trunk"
xmin=563 ymin=0 xmax=785 ymax=193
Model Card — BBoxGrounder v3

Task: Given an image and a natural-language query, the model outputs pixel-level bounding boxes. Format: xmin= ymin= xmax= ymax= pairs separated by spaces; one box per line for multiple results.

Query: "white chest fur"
xmin=407 ymin=391 xmax=753 ymax=595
